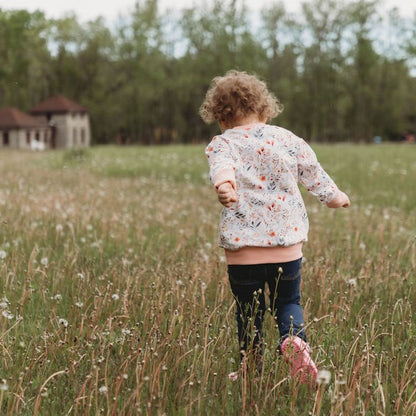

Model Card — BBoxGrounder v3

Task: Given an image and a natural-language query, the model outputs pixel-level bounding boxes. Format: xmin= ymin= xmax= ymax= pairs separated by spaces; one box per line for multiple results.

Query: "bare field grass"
xmin=0 ymin=144 xmax=415 ymax=415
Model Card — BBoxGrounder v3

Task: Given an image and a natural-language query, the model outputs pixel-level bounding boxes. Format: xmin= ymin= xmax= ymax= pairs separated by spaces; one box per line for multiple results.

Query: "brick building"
xmin=0 ymin=95 xmax=91 ymax=149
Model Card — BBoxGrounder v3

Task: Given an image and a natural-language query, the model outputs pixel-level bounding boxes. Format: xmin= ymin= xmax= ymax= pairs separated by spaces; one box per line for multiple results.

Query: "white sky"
xmin=0 ymin=0 xmax=415 ymax=23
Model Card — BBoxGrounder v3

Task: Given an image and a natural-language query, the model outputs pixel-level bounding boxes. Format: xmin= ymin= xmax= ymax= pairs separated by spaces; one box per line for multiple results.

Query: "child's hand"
xmin=326 ymin=191 xmax=350 ymax=208
xmin=217 ymin=182 xmax=237 ymax=208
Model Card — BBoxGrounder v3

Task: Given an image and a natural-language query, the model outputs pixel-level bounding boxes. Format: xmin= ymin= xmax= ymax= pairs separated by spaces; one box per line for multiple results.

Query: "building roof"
xmin=0 ymin=107 xmax=48 ymax=129
xmin=30 ymin=94 xmax=88 ymax=115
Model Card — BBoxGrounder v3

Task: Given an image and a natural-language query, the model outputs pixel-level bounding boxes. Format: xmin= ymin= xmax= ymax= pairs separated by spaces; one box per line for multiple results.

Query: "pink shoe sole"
xmin=281 ymin=337 xmax=318 ymax=384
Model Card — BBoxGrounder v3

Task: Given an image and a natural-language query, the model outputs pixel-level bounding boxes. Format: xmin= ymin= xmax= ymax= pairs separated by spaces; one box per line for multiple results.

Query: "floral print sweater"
xmin=205 ymin=123 xmax=340 ymax=252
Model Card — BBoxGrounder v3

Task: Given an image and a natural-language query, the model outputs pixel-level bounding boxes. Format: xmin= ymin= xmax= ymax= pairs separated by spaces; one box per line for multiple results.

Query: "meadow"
xmin=0 ymin=143 xmax=415 ymax=415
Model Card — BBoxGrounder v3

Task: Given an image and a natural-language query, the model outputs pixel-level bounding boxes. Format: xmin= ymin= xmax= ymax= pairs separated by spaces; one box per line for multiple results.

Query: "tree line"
xmin=0 ymin=0 xmax=415 ymax=144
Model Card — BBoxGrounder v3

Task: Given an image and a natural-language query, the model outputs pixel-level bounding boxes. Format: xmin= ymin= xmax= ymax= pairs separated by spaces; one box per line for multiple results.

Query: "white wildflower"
xmin=0 ymin=297 xmax=9 ymax=310
xmin=40 ymin=257 xmax=49 ymax=267
xmin=348 ymin=278 xmax=357 ymax=288
xmin=58 ymin=318 xmax=68 ymax=328
xmin=98 ymin=385 xmax=108 ymax=394
xmin=0 ymin=380 xmax=9 ymax=391
xmin=56 ymin=224 xmax=63 ymax=233
xmin=316 ymin=369 xmax=331 ymax=385
xmin=0 ymin=250 xmax=7 ymax=260
xmin=111 ymin=293 xmax=120 ymax=301
xmin=77 ymin=272 xmax=85 ymax=280
xmin=2 ymin=310 xmax=14 ymax=320
xmin=75 ymin=301 xmax=84 ymax=308
xmin=54 ymin=294 xmax=62 ymax=302
xmin=122 ymin=258 xmax=131 ymax=267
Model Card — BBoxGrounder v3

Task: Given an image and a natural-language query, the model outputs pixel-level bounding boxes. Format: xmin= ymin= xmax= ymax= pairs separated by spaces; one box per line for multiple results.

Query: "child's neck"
xmin=220 ymin=115 xmax=266 ymax=131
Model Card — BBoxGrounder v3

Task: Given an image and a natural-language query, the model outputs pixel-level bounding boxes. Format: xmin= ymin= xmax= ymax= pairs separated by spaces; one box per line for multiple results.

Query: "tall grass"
xmin=0 ymin=144 xmax=415 ymax=415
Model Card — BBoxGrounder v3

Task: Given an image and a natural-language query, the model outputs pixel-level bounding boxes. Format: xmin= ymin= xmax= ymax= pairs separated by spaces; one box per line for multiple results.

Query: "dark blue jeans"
xmin=227 ymin=258 xmax=306 ymax=359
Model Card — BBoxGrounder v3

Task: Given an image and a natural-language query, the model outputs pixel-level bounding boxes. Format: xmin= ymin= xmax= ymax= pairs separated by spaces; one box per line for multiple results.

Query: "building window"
xmin=3 ymin=132 xmax=9 ymax=146
xmin=73 ymin=128 xmax=77 ymax=146
xmin=35 ymin=131 xmax=40 ymax=141
xmin=26 ymin=131 xmax=31 ymax=144
xmin=81 ymin=128 xmax=85 ymax=144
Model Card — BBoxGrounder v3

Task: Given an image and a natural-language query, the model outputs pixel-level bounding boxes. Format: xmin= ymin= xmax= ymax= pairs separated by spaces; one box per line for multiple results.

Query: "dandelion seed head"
xmin=317 ymin=369 xmax=331 ymax=385
xmin=58 ymin=318 xmax=68 ymax=328
xmin=2 ymin=309 xmax=14 ymax=319
xmin=0 ymin=297 xmax=9 ymax=310
xmin=40 ymin=257 xmax=49 ymax=267
xmin=348 ymin=278 xmax=357 ymax=287
xmin=0 ymin=380 xmax=9 ymax=391
xmin=0 ymin=250 xmax=7 ymax=260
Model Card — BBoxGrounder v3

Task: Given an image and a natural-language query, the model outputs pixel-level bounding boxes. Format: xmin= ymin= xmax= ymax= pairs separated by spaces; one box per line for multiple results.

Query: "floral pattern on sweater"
xmin=205 ymin=123 xmax=339 ymax=251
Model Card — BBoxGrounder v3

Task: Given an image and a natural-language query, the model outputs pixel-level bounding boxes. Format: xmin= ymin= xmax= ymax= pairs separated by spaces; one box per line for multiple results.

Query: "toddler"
xmin=200 ymin=70 xmax=350 ymax=384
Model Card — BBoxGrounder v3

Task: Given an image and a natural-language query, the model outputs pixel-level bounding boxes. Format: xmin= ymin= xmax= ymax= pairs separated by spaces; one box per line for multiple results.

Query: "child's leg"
xmin=227 ymin=264 xmax=267 ymax=367
xmin=268 ymin=258 xmax=306 ymax=344
xmin=268 ymin=258 xmax=317 ymax=383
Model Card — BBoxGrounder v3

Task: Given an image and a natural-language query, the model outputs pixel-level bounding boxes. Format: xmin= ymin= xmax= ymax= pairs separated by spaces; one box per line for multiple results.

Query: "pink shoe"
xmin=281 ymin=337 xmax=318 ymax=384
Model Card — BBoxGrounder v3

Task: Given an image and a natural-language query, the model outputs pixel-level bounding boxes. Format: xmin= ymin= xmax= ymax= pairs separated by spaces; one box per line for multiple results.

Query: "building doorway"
xmin=2 ymin=132 xmax=9 ymax=146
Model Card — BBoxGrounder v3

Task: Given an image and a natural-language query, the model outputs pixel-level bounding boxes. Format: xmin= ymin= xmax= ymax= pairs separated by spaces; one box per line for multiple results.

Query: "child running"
xmin=200 ymin=70 xmax=350 ymax=384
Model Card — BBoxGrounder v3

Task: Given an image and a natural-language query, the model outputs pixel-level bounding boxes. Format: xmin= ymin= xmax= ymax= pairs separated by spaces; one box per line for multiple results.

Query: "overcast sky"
xmin=0 ymin=0 xmax=415 ymax=23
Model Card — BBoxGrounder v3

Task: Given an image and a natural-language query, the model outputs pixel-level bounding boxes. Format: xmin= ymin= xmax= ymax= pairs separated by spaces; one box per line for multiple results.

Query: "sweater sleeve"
xmin=297 ymin=138 xmax=339 ymax=204
xmin=205 ymin=136 xmax=236 ymax=190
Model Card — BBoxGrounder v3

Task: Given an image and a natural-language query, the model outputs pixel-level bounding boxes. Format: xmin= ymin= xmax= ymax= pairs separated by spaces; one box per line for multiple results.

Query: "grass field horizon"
xmin=0 ymin=143 xmax=415 ymax=415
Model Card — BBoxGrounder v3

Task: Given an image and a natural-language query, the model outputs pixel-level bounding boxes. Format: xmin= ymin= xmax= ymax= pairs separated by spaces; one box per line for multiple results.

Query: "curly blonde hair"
xmin=199 ymin=70 xmax=283 ymax=126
